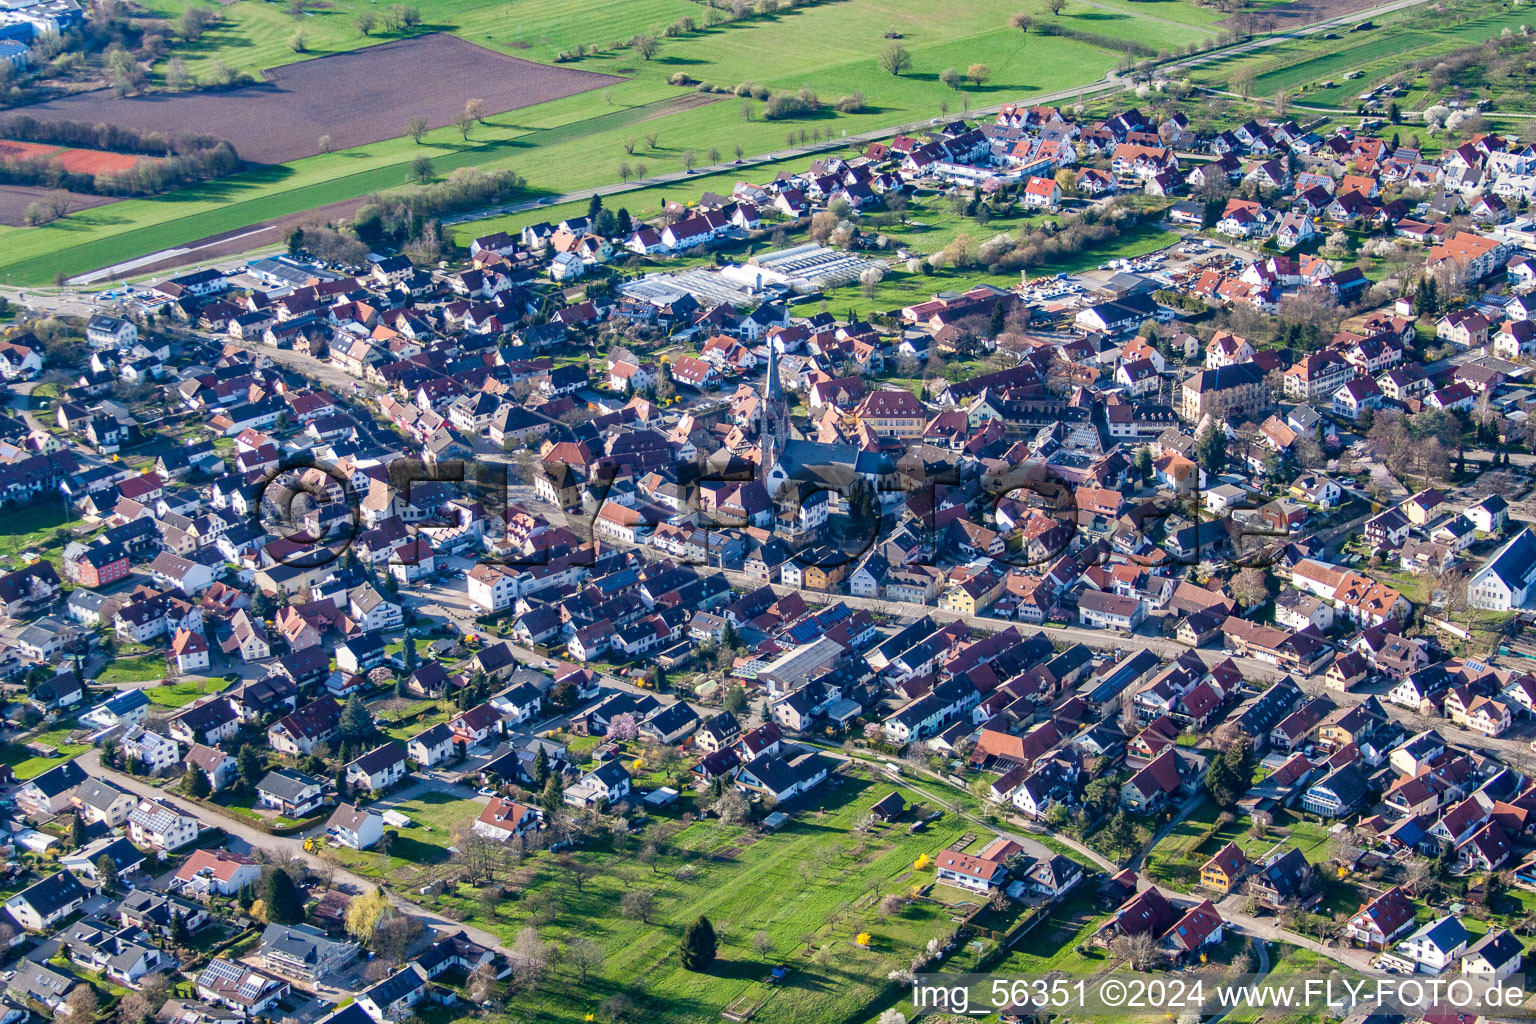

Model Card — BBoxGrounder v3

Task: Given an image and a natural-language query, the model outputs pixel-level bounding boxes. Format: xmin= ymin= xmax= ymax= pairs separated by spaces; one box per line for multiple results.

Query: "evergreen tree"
xmin=170 ymin=909 xmax=191 ymax=947
xmin=533 ymin=747 xmax=551 ymax=789
xmin=720 ymin=619 xmax=740 ymax=650
xmin=1203 ymin=736 xmax=1254 ymax=807
xmin=988 ymin=302 xmax=1005 ymax=337
xmin=184 ymin=767 xmax=212 ymax=799
xmin=680 ymin=916 xmax=718 ymax=971
xmin=69 ymin=814 xmax=87 ymax=849
xmin=339 ymin=693 xmax=374 ymax=741
xmin=263 ymin=869 xmax=304 ymax=925
xmin=1134 ymin=447 xmax=1153 ymax=482
xmin=238 ymin=744 xmax=265 ymax=796
xmin=96 ymin=854 xmax=119 ymax=892
xmin=617 ymin=208 xmax=632 ymax=235
xmin=540 ymin=774 xmax=564 ymax=811
xmin=587 ymin=193 xmax=603 ymax=220
xmin=1195 ymin=423 xmax=1226 ymax=474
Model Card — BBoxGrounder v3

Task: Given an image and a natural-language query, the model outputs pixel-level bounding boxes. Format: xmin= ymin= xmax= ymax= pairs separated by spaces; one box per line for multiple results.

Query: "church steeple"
xmin=759 ymin=335 xmax=789 ymax=471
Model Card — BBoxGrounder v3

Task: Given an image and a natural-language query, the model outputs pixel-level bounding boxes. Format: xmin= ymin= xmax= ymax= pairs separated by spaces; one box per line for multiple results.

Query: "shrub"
xmin=764 ymin=91 xmax=816 ymax=118
xmin=835 ymin=91 xmax=865 ymax=113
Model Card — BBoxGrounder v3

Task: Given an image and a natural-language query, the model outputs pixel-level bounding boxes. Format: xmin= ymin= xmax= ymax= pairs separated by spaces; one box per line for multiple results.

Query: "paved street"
xmin=73 ymin=747 xmax=515 ymax=958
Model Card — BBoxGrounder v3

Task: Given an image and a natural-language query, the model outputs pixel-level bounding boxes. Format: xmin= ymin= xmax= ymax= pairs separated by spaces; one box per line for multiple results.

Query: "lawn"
xmin=0 ymin=0 xmax=1175 ymax=284
xmin=0 ymin=501 xmax=77 ymax=567
xmin=819 ymin=221 xmax=1180 ymax=320
xmin=327 ymin=789 xmax=482 ymax=876
xmin=376 ymin=699 xmax=455 ymax=743
xmin=1271 ymin=814 xmax=1335 ymax=865
xmin=0 ymin=733 xmax=88 ymax=780
xmin=147 ymin=676 xmax=234 ymax=708
xmin=350 ymin=768 xmax=989 ymax=1024
xmin=989 ymin=887 xmax=1110 ymax=975
xmin=98 ymin=654 xmax=168 ymax=684
xmin=1144 ymin=797 xmax=1260 ymax=888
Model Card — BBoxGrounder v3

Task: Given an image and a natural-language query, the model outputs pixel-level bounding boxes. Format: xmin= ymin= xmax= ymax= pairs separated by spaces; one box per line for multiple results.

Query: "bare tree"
xmin=478 ymin=886 xmax=500 ymax=920
xmin=560 ymin=854 xmax=597 ymax=893
xmin=118 ymin=992 xmax=152 ymax=1024
xmin=451 ymin=825 xmax=501 ymax=884
xmin=620 ymin=890 xmax=656 ymax=923
xmin=509 ymin=927 xmax=551 ymax=990
xmin=1111 ymin=930 xmax=1158 ymax=970
xmin=466 ymin=97 xmax=487 ymax=123
xmin=405 ymin=115 xmax=429 ymax=144
xmin=878 ymin=43 xmax=911 ymax=76
xmin=136 ymin=973 xmax=171 ymax=1014
xmin=567 ymin=936 xmax=604 ymax=983
xmin=318 ymin=133 xmax=334 ymax=154
xmin=467 ymin=961 xmax=498 ymax=1002
xmin=631 ymin=34 xmax=659 ymax=59
xmin=1404 ymin=858 xmax=1432 ymax=895
xmin=66 ymin=986 xmax=99 ymax=1020
xmin=373 ymin=915 xmax=422 ymax=964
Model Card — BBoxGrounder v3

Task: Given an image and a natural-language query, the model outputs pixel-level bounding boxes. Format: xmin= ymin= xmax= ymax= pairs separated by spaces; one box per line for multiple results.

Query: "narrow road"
xmin=75 ymin=747 xmax=516 ymax=959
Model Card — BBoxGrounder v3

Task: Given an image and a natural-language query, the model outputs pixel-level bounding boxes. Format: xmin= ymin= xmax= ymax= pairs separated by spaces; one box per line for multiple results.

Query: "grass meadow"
xmin=331 ymin=767 xmax=993 ymax=1024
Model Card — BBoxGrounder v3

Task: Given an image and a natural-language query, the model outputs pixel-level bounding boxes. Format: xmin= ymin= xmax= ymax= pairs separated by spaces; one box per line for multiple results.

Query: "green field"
xmin=334 ymin=769 xmax=991 ymax=1024
xmin=98 ymin=653 xmax=169 ymax=684
xmin=0 ymin=725 xmax=88 ymax=780
xmin=990 ymin=887 xmax=1110 ymax=975
xmin=0 ymin=502 xmax=77 ymax=568
xmin=1249 ymin=31 xmax=1437 ymax=96
xmin=1194 ymin=1 xmax=1536 ymax=99
xmin=0 ymin=0 xmax=1223 ymax=284
xmin=147 ymin=676 xmax=234 ymax=708
xmin=376 ymin=699 xmax=455 ymax=743
xmin=326 ymin=789 xmax=483 ymax=875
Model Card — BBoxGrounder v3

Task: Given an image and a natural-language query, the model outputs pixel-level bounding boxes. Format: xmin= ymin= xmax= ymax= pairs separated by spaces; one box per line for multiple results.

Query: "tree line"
xmin=0 ymin=140 xmax=240 ymax=199
xmin=0 ymin=116 xmax=233 ymax=157
xmin=351 ymin=166 xmax=527 ymax=255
